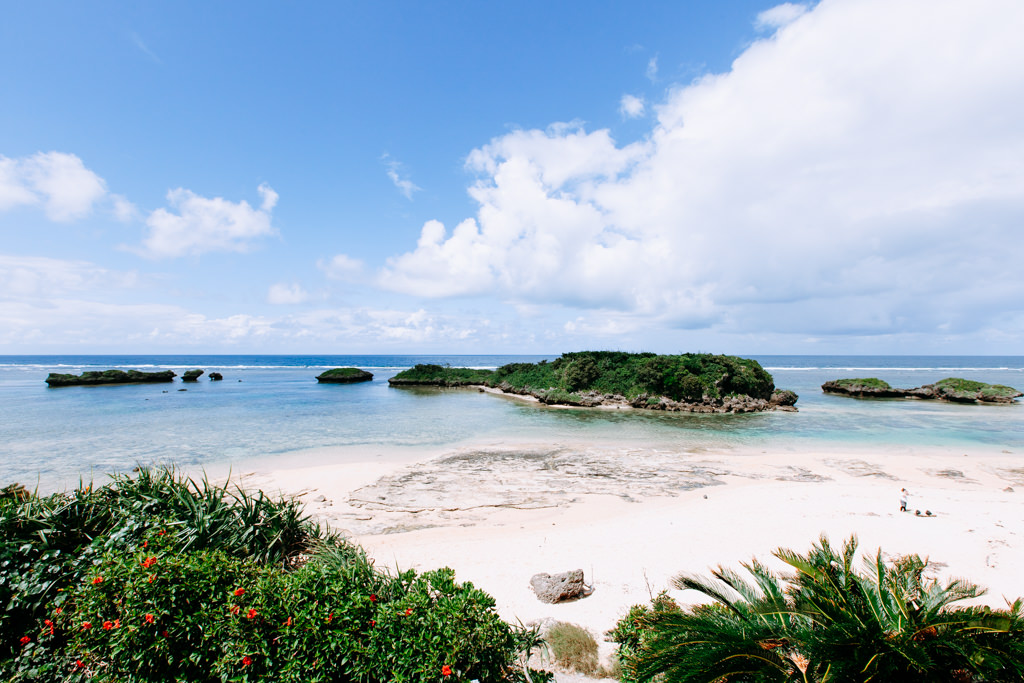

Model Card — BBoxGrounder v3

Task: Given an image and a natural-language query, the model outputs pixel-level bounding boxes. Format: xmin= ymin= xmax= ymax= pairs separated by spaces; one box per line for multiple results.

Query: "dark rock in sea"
xmin=182 ymin=369 xmax=204 ymax=382
xmin=316 ymin=368 xmax=373 ymax=384
xmin=770 ymin=389 xmax=799 ymax=407
xmin=389 ymin=354 xmax=796 ymax=413
xmin=821 ymin=378 xmax=906 ymax=398
xmin=209 ymin=372 xmax=223 ymax=381
xmin=823 ymin=377 xmax=1021 ymax=404
xmin=45 ymin=369 xmax=177 ymax=387
xmin=530 ymin=569 xmax=592 ymax=604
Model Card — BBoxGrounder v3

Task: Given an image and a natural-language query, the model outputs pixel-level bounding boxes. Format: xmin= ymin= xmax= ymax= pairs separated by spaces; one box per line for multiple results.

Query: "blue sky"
xmin=2 ymin=1 xmax=1022 ymax=354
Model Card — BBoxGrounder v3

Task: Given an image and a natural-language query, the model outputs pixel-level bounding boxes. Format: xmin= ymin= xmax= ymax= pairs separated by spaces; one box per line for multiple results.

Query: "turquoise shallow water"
xmin=1 ymin=355 xmax=1022 ymax=490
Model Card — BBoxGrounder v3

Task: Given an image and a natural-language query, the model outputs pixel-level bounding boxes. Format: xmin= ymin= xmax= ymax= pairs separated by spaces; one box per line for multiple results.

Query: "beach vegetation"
xmin=544 ymin=621 xmax=607 ymax=677
xmin=609 ymin=535 xmax=1024 ymax=682
xmin=0 ymin=467 xmax=551 ymax=682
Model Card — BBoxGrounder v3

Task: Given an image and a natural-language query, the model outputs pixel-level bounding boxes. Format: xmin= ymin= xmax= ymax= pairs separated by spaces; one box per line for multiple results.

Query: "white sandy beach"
xmin=237 ymin=441 xmax=1024 ymax=675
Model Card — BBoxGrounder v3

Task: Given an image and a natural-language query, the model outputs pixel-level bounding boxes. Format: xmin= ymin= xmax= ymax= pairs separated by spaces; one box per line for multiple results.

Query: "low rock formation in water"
xmin=45 ymin=369 xmax=177 ymax=387
xmin=316 ymin=368 xmax=374 ymax=384
xmin=822 ymin=377 xmax=1022 ymax=404
xmin=209 ymin=372 xmax=223 ymax=381
xmin=182 ymin=369 xmax=204 ymax=382
xmin=388 ymin=351 xmax=799 ymax=413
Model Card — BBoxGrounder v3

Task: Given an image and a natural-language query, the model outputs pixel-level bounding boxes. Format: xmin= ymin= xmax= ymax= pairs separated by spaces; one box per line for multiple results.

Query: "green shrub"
xmin=546 ymin=621 xmax=601 ymax=676
xmin=615 ymin=536 xmax=1024 ymax=682
xmin=0 ymin=470 xmax=552 ymax=682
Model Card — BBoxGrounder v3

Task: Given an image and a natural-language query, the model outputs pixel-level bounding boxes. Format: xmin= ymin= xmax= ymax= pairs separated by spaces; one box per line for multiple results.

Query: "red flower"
xmin=81 ymin=622 xmax=92 ymax=630
xmin=229 ymin=605 xmax=240 ymax=616
xmin=284 ymin=616 xmax=292 ymax=626
xmin=370 ymin=593 xmax=378 ymax=603
xmin=54 ymin=608 xmax=62 ymax=615
xmin=242 ymin=655 xmax=253 ymax=666
xmin=142 ymin=540 xmax=148 ymax=548
xmin=404 ymin=608 xmax=413 ymax=616
xmin=246 ymin=608 xmax=257 ymax=620
xmin=114 ymin=619 xmax=120 ymax=629
xmin=233 ymin=587 xmax=245 ymax=597
xmin=442 ymin=664 xmax=452 ymax=676
xmin=148 ymin=574 xmax=155 ymax=583
xmin=19 ymin=636 xmax=30 ymax=645
xmin=91 ymin=576 xmax=103 ymax=585
xmin=75 ymin=660 xmax=84 ymax=669
xmin=326 ymin=612 xmax=334 ymax=623
xmin=145 ymin=614 xmax=155 ymax=624
xmin=43 ymin=619 xmax=54 ymax=636
xmin=102 ymin=621 xmax=113 ymax=630
xmin=141 ymin=556 xmax=158 ymax=569
xmin=369 ymin=619 xmax=376 ymax=627
xmin=158 ymin=530 xmax=166 ymax=536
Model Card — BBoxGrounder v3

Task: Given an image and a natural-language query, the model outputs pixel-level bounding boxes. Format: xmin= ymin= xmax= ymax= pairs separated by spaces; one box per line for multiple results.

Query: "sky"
xmin=1 ymin=0 xmax=1023 ymax=355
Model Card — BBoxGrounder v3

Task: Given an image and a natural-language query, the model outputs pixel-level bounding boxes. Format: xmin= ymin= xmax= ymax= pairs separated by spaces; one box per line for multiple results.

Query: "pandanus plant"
xmin=633 ymin=536 xmax=1024 ymax=682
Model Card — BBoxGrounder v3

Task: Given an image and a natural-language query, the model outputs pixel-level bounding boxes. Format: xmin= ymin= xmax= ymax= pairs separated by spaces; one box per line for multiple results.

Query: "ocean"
xmin=1 ymin=355 xmax=1022 ymax=491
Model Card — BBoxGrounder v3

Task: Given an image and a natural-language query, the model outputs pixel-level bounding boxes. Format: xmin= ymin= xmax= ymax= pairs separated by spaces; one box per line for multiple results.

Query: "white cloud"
xmin=0 ymin=254 xmax=138 ymax=298
xmin=138 ymin=183 xmax=278 ymax=258
xmin=645 ymin=56 xmax=659 ymax=82
xmin=111 ymin=194 xmax=139 ymax=223
xmin=267 ymin=282 xmax=309 ymax=305
xmin=380 ymin=0 xmax=1024 ymax=344
xmin=0 ymin=152 xmax=108 ymax=221
xmin=382 ymin=154 xmax=421 ymax=200
xmin=756 ymin=3 xmax=809 ymax=31
xmin=619 ymin=94 xmax=646 ymax=119
xmin=318 ymin=253 xmax=364 ymax=280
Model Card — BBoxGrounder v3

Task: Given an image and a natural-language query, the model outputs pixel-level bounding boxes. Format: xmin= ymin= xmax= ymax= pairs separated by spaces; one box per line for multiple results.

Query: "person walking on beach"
xmin=900 ymin=487 xmax=909 ymax=512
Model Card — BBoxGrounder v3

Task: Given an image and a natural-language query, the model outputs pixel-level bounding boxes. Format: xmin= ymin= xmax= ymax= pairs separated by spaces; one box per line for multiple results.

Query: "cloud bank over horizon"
xmin=381 ymin=0 xmax=1024 ymax=346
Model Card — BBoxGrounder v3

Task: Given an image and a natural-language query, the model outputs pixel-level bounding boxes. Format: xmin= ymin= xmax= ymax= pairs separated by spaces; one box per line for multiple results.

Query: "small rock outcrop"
xmin=45 ymin=370 xmax=177 ymax=387
xmin=316 ymin=368 xmax=374 ymax=384
xmin=182 ymin=369 xmax=204 ymax=382
xmin=530 ymin=569 xmax=592 ymax=604
xmin=209 ymin=372 xmax=223 ymax=381
xmin=770 ymin=389 xmax=799 ymax=411
xmin=822 ymin=377 xmax=1021 ymax=404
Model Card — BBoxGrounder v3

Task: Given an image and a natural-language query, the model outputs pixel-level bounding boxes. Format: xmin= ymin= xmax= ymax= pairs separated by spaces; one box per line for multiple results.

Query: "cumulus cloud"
xmin=380 ymin=0 xmax=1024 ymax=344
xmin=138 ymin=183 xmax=278 ymax=258
xmin=619 ymin=94 xmax=646 ymax=119
xmin=318 ymin=253 xmax=364 ymax=280
xmin=267 ymin=282 xmax=309 ymax=305
xmin=0 ymin=152 xmax=108 ymax=221
xmin=755 ymin=3 xmax=810 ymax=31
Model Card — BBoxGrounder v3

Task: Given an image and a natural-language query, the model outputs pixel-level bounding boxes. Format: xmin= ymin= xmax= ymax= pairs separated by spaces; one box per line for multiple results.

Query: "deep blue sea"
xmin=1 ymin=355 xmax=1022 ymax=490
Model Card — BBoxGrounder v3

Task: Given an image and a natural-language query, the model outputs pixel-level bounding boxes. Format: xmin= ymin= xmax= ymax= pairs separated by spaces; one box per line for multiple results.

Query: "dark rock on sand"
xmin=46 ymin=369 xmax=177 ymax=387
xmin=316 ymin=368 xmax=373 ymax=384
xmin=530 ymin=569 xmax=592 ymax=604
